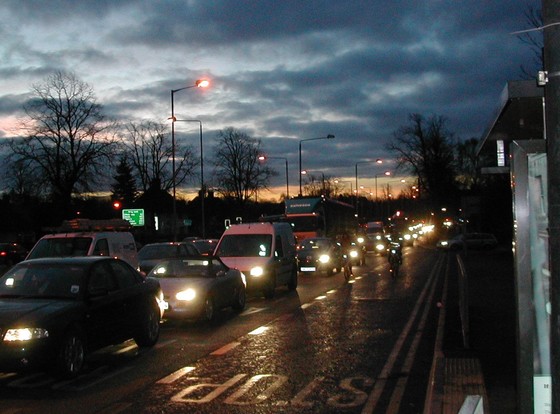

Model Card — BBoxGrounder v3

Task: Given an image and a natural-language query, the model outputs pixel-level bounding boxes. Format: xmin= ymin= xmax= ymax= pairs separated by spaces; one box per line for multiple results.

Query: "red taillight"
xmin=0 ymin=252 xmax=6 ymax=256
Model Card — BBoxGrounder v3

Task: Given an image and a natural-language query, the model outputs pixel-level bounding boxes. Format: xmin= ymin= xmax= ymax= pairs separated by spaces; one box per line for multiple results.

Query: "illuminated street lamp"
xmin=334 ymin=179 xmax=353 ymax=196
xmin=258 ymin=155 xmax=289 ymax=198
xmin=354 ymin=159 xmax=383 ymax=199
xmin=170 ymin=79 xmax=209 ymax=240
xmin=298 ymin=135 xmax=335 ymax=196
xmin=375 ymin=171 xmax=392 ymax=201
xmin=301 ymin=170 xmax=325 ymax=195
xmin=355 ymin=159 xmax=383 ymax=215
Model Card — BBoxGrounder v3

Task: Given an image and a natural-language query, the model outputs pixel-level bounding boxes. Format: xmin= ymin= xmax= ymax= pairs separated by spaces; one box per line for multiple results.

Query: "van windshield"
xmin=215 ymin=234 xmax=272 ymax=257
xmin=27 ymin=237 xmax=93 ymax=259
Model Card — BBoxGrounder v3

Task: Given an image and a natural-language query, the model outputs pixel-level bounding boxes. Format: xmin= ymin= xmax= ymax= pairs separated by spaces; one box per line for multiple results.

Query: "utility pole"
xmin=543 ymin=1 xmax=560 ymax=411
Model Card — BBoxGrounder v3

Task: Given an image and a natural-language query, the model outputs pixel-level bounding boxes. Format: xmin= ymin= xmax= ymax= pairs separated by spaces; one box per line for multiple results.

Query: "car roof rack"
xmin=46 ymin=218 xmax=132 ymax=233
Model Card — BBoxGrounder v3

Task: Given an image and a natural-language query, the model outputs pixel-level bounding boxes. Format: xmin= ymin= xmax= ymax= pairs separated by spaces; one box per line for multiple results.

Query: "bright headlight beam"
xmin=250 ymin=267 xmax=264 ymax=277
xmin=176 ymin=288 xmax=196 ymax=301
xmin=4 ymin=328 xmax=49 ymax=341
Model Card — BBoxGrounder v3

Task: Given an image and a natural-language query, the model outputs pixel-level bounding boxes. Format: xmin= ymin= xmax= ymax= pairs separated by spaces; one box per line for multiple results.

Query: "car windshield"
xmin=286 ymin=216 xmax=320 ymax=232
xmin=299 ymin=239 xmax=330 ymax=250
xmin=149 ymin=259 xmax=212 ymax=279
xmin=139 ymin=245 xmax=179 ymax=260
xmin=27 ymin=237 xmax=92 ymax=259
xmin=0 ymin=263 xmax=85 ymax=299
xmin=191 ymin=240 xmax=217 ymax=255
xmin=215 ymin=234 xmax=272 ymax=257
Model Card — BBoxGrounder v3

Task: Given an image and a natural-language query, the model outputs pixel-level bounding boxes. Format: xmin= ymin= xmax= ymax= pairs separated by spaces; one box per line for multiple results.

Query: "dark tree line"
xmin=0 ymin=71 xmax=278 ymax=240
xmin=0 ymin=71 xmax=503 ymax=242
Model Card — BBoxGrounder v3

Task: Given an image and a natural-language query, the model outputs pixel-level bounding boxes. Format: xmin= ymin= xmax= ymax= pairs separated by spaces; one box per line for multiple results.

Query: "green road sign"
xmin=122 ymin=209 xmax=145 ymax=226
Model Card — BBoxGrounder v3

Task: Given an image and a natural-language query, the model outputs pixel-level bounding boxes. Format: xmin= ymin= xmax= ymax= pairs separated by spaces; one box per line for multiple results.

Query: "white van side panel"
xmin=27 ymin=232 xmax=138 ymax=269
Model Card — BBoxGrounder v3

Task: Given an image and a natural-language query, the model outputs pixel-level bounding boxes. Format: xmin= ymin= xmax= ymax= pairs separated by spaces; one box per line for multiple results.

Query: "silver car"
xmin=148 ymin=256 xmax=246 ymax=322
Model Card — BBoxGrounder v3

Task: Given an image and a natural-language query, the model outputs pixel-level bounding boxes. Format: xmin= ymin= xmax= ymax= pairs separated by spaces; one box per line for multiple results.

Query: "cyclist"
xmin=386 ymin=231 xmax=403 ymax=277
xmin=338 ymin=232 xmax=354 ymax=281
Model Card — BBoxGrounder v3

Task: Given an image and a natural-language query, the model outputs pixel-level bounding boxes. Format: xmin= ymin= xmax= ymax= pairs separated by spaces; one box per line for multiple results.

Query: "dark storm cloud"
xmin=0 ymin=0 xmax=132 ymax=21
xmin=0 ymin=0 xmax=543 ymax=193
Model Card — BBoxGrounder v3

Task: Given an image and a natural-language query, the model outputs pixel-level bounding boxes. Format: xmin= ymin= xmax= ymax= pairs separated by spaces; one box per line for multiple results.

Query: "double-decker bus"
xmin=284 ymin=196 xmax=356 ymax=243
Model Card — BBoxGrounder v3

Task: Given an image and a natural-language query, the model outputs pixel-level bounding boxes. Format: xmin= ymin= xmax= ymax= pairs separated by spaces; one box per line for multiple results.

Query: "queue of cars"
xmin=0 ymin=222 xmax=243 ymax=377
xmin=0 ymin=215 xmax=497 ymax=377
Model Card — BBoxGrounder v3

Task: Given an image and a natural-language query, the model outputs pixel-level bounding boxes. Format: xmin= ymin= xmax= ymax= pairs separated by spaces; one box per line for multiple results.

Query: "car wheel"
xmin=232 ymin=286 xmax=246 ymax=311
xmin=263 ymin=274 xmax=276 ymax=299
xmin=202 ymin=296 xmax=216 ymax=322
xmin=55 ymin=330 xmax=86 ymax=378
xmin=287 ymin=265 xmax=298 ymax=291
xmin=134 ymin=304 xmax=160 ymax=347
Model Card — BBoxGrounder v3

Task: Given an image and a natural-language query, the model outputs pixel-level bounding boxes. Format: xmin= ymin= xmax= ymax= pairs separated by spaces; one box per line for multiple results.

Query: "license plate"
xmin=300 ymin=266 xmax=316 ymax=272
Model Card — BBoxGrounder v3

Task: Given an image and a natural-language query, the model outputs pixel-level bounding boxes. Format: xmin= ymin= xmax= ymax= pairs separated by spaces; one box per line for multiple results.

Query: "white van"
xmin=26 ymin=226 xmax=139 ymax=269
xmin=214 ymin=222 xmax=298 ymax=299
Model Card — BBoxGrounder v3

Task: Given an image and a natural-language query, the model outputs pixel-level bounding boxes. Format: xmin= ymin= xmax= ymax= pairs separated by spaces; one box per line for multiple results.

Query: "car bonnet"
xmin=0 ymin=299 xmax=80 ymax=326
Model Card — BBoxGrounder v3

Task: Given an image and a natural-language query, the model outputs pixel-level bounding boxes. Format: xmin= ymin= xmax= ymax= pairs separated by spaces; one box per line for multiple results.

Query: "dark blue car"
xmin=0 ymin=257 xmax=164 ymax=377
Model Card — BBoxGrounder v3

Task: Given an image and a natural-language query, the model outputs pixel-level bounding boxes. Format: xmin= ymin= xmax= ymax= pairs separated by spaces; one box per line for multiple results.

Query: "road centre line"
xmin=361 ymin=254 xmax=444 ymax=414
xmin=210 ymin=342 xmax=241 ymax=356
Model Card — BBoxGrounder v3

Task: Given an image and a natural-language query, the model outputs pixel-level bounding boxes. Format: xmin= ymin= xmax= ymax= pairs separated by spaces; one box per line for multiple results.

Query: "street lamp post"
xmin=301 ymin=170 xmax=325 ymax=195
xmin=375 ymin=171 xmax=392 ymax=201
xmin=298 ymin=134 xmax=335 ymax=196
xmin=175 ymin=119 xmax=205 ymax=238
xmin=258 ymin=155 xmax=289 ymax=198
xmin=170 ymin=79 xmax=209 ymax=241
xmin=355 ymin=159 xmax=383 ymax=216
xmin=334 ymin=179 xmax=353 ymax=197
xmin=384 ymin=178 xmax=406 ymax=199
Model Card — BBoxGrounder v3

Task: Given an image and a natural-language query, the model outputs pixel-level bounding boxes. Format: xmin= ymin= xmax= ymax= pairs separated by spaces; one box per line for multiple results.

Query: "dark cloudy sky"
xmin=0 ymin=0 xmax=542 ymax=198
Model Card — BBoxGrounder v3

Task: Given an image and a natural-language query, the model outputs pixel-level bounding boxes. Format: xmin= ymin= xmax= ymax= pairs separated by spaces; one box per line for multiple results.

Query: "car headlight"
xmin=250 ymin=266 xmax=264 ymax=277
xmin=375 ymin=243 xmax=386 ymax=251
xmin=176 ymin=288 xmax=196 ymax=301
xmin=356 ymin=237 xmax=365 ymax=244
xmin=319 ymin=254 xmax=330 ymax=264
xmin=440 ymin=241 xmax=449 ymax=247
xmin=404 ymin=234 xmax=411 ymax=240
xmin=153 ymin=265 xmax=167 ymax=275
xmin=4 ymin=328 xmax=49 ymax=342
xmin=349 ymin=250 xmax=359 ymax=258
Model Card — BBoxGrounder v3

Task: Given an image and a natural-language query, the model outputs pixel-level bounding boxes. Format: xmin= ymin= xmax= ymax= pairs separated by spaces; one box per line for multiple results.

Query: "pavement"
xmin=426 ymin=246 xmax=516 ymax=414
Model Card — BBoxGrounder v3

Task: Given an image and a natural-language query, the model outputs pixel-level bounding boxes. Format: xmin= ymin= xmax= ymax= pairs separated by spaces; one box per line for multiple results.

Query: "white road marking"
xmin=157 ymin=366 xmax=196 ymax=384
xmin=210 ymin=342 xmax=241 ymax=356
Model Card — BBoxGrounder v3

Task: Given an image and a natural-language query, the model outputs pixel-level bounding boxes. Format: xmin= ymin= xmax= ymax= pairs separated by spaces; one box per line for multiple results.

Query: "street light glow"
xmin=196 ymin=79 xmax=210 ymax=88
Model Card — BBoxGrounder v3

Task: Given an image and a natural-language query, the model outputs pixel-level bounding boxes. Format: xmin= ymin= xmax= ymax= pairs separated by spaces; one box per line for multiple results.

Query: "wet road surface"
xmin=0 ymin=245 xmax=448 ymax=414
